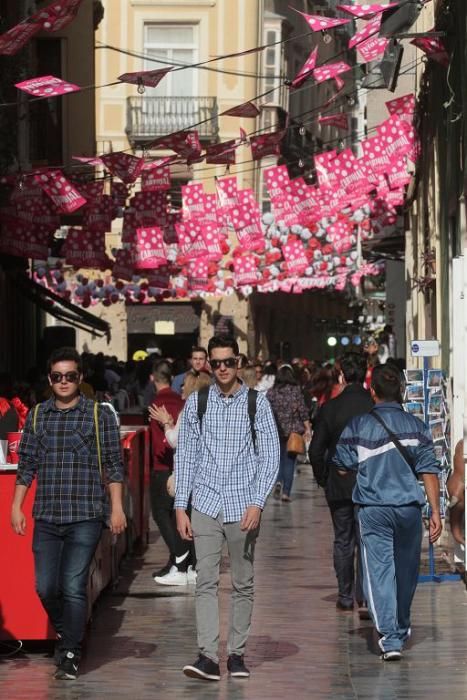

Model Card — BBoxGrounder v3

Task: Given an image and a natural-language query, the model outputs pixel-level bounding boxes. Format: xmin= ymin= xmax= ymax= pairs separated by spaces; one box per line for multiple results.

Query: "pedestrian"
xmin=174 ymin=335 xmax=280 ymax=681
xmin=172 ymin=346 xmax=208 ymax=395
xmin=309 ymin=352 xmax=373 ymax=616
xmin=10 ymin=347 xmax=127 ymax=680
xmin=267 ymin=364 xmax=311 ymax=502
xmin=333 ymin=363 xmax=442 ymax=660
xmin=148 ymin=359 xmax=191 ymax=585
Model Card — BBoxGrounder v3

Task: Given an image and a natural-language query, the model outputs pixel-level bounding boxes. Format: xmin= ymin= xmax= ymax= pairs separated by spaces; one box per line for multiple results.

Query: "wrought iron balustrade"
xmin=126 ymin=96 xmax=219 ymax=145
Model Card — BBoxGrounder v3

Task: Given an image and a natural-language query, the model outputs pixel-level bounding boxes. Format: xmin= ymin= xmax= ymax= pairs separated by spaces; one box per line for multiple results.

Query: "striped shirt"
xmin=17 ymin=395 xmax=124 ymax=524
xmin=174 ymin=382 xmax=280 ymax=522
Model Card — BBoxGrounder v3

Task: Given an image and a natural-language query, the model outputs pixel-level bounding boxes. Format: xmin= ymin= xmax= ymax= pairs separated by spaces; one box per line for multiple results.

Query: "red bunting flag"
xmin=357 ymin=35 xmax=389 ymax=63
xmin=385 ymin=93 xmax=416 ymax=122
xmin=206 ymin=140 xmax=237 ymax=165
xmin=34 ymin=170 xmax=87 ymax=213
xmin=250 ymin=131 xmax=285 ymax=160
xmin=291 ymin=9 xmax=350 ymax=32
xmin=141 ymin=165 xmax=171 ymax=192
xmin=101 ymin=152 xmax=144 ymax=184
xmin=349 ymin=15 xmax=382 ymax=50
xmin=83 ymin=195 xmax=114 ymax=233
xmin=411 ymin=34 xmax=450 ymax=67
xmin=291 ymin=47 xmax=319 ymax=89
xmin=187 ymin=259 xmax=210 ymax=291
xmin=282 ymin=238 xmax=308 ymax=276
xmin=0 ymin=214 xmax=49 ymax=259
xmin=134 ymin=226 xmax=167 ymax=269
xmin=222 ymin=101 xmax=260 ymax=118
xmin=118 ymin=68 xmax=173 ymax=88
xmin=150 ymin=131 xmax=202 ymax=159
xmin=0 ymin=22 xmax=41 ymax=56
xmin=15 ymin=75 xmax=80 ymax=97
xmin=233 ymin=254 xmax=260 ymax=287
xmin=64 ymin=228 xmax=109 ymax=269
xmin=318 ymin=113 xmax=349 ymax=131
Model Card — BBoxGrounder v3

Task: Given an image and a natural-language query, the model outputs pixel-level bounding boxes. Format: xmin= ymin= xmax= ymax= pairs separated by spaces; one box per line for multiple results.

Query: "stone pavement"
xmin=1 ymin=467 xmax=467 ymax=700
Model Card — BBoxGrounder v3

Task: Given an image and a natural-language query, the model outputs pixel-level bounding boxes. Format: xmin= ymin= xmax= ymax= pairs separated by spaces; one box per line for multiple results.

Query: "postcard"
xmin=427 ymin=369 xmax=443 ymax=388
xmin=429 ymin=419 xmax=444 ymax=442
xmin=405 ymin=383 xmax=424 ymax=401
xmin=428 ymin=393 xmax=443 ymax=416
xmin=404 ymin=369 xmax=424 ymax=383
xmin=404 ymin=401 xmax=424 ymax=415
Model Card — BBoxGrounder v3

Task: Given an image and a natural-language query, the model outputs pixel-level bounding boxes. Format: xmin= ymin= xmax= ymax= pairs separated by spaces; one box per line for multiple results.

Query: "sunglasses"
xmin=50 ymin=372 xmax=80 ymax=384
xmin=209 ymin=357 xmax=237 ymax=370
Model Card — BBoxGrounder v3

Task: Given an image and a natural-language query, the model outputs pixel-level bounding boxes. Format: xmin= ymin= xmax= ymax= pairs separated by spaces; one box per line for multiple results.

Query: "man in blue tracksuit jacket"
xmin=333 ymin=363 xmax=442 ymax=661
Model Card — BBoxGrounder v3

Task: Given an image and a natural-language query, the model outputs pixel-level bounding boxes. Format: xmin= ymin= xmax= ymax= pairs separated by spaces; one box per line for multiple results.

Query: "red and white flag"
xmin=118 ymin=68 xmax=173 ymax=88
xmin=337 ymin=3 xmax=398 ymax=19
xmin=101 ymin=152 xmax=144 ymax=184
xmin=313 ymin=62 xmax=352 ymax=84
xmin=318 ymin=113 xmax=349 ymax=131
xmin=134 ymin=226 xmax=167 ymax=269
xmin=349 ymin=15 xmax=382 ymax=50
xmin=0 ymin=23 xmax=41 ymax=56
xmin=222 ymin=101 xmax=260 ymax=118
xmin=291 ymin=9 xmax=350 ymax=32
xmin=15 ymin=75 xmax=80 ymax=97
xmin=291 ymin=47 xmax=319 ymax=89
xmin=34 ymin=170 xmax=86 ymax=213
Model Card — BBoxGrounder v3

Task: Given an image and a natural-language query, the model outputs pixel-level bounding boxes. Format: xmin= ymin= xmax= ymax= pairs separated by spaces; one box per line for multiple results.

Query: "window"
xmin=143 ymin=24 xmax=198 ymax=97
xmin=263 ymin=28 xmax=281 ymax=94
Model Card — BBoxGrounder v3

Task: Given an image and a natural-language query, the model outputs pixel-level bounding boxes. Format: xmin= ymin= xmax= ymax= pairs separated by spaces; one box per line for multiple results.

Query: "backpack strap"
xmin=247 ymin=388 xmax=258 ymax=451
xmin=197 ymin=385 xmax=210 ymax=429
xmin=94 ymin=401 xmax=102 ymax=480
xmin=33 ymin=404 xmax=40 ymax=433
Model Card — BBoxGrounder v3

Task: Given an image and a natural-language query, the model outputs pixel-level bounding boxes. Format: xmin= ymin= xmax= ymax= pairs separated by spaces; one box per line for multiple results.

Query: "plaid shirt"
xmin=16 ymin=395 xmax=124 ymax=524
xmin=174 ymin=383 xmax=280 ymax=522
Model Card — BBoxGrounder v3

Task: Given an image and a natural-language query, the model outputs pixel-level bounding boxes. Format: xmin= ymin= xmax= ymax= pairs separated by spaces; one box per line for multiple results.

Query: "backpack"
xmin=33 ymin=400 xmax=103 ymax=479
xmin=197 ymin=385 xmax=258 ymax=450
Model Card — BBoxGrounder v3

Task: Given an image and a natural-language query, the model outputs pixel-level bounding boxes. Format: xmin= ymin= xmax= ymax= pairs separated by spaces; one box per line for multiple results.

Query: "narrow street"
xmin=1 ymin=467 xmax=466 ymax=700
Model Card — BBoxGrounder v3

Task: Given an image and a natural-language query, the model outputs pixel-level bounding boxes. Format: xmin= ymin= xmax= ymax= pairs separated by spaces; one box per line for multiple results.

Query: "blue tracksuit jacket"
xmin=332 ymin=402 xmax=440 ymax=505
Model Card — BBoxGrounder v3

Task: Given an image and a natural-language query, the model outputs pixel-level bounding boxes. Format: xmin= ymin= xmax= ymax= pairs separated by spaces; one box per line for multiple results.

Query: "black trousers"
xmin=150 ymin=471 xmax=190 ymax=564
xmin=329 ymin=499 xmax=364 ymax=606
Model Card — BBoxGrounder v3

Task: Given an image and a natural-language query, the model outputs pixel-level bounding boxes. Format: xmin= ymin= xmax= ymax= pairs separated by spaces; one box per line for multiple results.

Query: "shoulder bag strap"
xmin=247 ymin=388 xmax=258 ymax=450
xmin=33 ymin=404 xmax=40 ymax=433
xmin=370 ymin=410 xmax=417 ymax=476
xmin=197 ymin=385 xmax=210 ymax=431
xmin=94 ymin=401 xmax=102 ymax=480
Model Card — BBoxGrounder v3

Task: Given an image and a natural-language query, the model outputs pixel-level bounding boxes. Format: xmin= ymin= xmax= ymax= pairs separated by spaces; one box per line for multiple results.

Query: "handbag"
xmin=287 ymin=431 xmax=305 ymax=456
xmin=166 ymin=473 xmax=175 ymax=498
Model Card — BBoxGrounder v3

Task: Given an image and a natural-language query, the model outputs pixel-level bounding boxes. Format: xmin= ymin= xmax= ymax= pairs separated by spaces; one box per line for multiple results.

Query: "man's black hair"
xmin=371 ymin=363 xmax=403 ymax=403
xmin=340 ymin=352 xmax=367 ymax=385
xmin=207 ymin=335 xmax=239 ymax=357
xmin=191 ymin=345 xmax=207 ymax=357
xmin=47 ymin=347 xmax=82 ymax=374
xmin=151 ymin=359 xmax=172 ymax=385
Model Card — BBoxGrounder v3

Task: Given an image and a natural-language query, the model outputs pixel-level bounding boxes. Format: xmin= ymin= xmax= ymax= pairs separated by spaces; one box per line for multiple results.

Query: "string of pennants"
xmin=0 ymin=91 xmax=416 ymax=305
xmin=0 ymin=1 xmax=448 ymax=305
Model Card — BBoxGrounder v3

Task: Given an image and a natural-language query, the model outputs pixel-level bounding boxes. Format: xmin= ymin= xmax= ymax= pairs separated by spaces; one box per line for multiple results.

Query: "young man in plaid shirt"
xmin=11 ymin=347 xmax=126 ymax=680
xmin=175 ymin=335 xmax=280 ymax=681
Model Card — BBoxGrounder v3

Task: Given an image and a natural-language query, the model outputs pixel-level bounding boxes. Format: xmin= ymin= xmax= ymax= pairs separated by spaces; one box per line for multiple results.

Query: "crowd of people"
xmin=7 ymin=332 xmax=442 ymax=680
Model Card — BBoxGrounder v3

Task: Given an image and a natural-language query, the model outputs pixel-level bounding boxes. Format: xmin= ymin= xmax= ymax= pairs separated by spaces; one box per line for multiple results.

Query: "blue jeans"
xmin=33 ymin=519 xmax=103 ymax=657
xmin=277 ymin=440 xmax=296 ymax=496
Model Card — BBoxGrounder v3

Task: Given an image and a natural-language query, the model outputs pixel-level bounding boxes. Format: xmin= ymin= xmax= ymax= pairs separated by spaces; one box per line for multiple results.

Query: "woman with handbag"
xmin=267 ymin=365 xmax=311 ymax=502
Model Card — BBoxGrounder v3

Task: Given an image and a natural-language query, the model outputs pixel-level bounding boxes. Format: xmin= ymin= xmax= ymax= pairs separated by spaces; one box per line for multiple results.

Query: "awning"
xmin=14 ymin=272 xmax=111 ymax=340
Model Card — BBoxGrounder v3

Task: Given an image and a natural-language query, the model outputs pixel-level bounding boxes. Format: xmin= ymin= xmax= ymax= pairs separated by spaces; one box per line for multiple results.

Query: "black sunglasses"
xmin=209 ymin=357 xmax=237 ymax=370
xmin=50 ymin=372 xmax=80 ymax=384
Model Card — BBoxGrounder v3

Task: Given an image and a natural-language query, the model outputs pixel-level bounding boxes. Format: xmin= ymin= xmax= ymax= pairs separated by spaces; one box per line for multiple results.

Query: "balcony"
xmin=126 ymin=96 xmax=219 ymax=147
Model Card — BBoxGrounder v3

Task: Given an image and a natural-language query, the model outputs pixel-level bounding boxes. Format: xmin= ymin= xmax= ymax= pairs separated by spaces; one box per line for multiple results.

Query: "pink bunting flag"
xmin=233 ymin=254 xmax=260 ymax=287
xmin=205 ymin=140 xmax=237 ymax=165
xmin=385 ymin=93 xmax=416 ymax=123
xmin=0 ymin=22 xmax=41 ymax=56
xmin=203 ymin=222 xmax=224 ymax=262
xmin=318 ymin=113 xmax=349 ymax=131
xmin=34 ymin=0 xmax=83 ymax=33
xmin=250 ymin=131 xmax=285 ymax=160
xmin=113 ymin=249 xmax=135 ymax=282
xmin=337 ymin=3 xmax=398 ymax=19
xmin=111 ymin=182 xmax=129 ymax=208
xmin=82 ymin=196 xmax=114 ymax=233
xmin=101 ymin=152 xmax=144 ymax=184
xmin=411 ymin=34 xmax=450 ymax=67
xmin=357 ymin=35 xmax=389 ymax=63
xmin=15 ymin=194 xmax=60 ymax=234
xmin=377 ymin=116 xmax=415 ymax=160
xmin=176 ymin=221 xmax=208 ymax=261
xmin=387 ymin=158 xmax=411 ymax=190
xmin=362 ymin=136 xmax=392 ymax=176
xmin=291 ymin=47 xmax=319 ymax=89
xmin=187 ymin=259 xmax=210 ymax=291
xmin=182 ymin=183 xmax=205 ymax=219
xmin=77 ymin=181 xmax=104 ymax=203
xmin=0 ymin=214 xmax=49 ymax=259
xmin=282 ymin=238 xmax=308 ymax=276
xmin=314 ymin=150 xmax=338 ymax=188
xmin=222 ymin=102 xmax=260 ymax=118
xmin=150 ymin=131 xmax=202 ymax=159
xmin=148 ymin=266 xmax=171 ymax=290
xmin=133 ymin=191 xmax=168 ymax=226
xmin=134 ymin=226 xmax=167 ymax=269
xmin=64 ymin=228 xmax=109 ymax=269
xmin=15 ymin=75 xmax=80 ymax=97
xmin=291 ymin=9 xmax=350 ymax=32
xmin=349 ymin=15 xmax=382 ymax=50
xmin=216 ymin=176 xmax=239 ymax=211
xmin=264 ymin=165 xmax=291 ymax=198
xmin=72 ymin=155 xmax=103 ymax=166
xmin=34 ymin=170 xmax=86 ymax=213
xmin=141 ymin=165 xmax=171 ymax=192
xmin=312 ymin=62 xmax=352 ymax=84
xmin=118 ymin=67 xmax=173 ymax=88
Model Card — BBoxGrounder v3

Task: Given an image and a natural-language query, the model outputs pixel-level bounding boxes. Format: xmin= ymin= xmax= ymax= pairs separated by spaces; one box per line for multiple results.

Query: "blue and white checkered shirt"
xmin=174 ymin=382 xmax=280 ymax=522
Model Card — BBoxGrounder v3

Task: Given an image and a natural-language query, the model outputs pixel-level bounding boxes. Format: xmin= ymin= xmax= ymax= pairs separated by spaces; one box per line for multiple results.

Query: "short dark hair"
xmin=371 ymin=363 xmax=403 ymax=402
xmin=207 ymin=335 xmax=239 ymax=357
xmin=151 ymin=359 xmax=172 ymax=385
xmin=191 ymin=346 xmax=207 ymax=358
xmin=340 ymin=352 xmax=367 ymax=384
xmin=47 ymin=347 xmax=82 ymax=374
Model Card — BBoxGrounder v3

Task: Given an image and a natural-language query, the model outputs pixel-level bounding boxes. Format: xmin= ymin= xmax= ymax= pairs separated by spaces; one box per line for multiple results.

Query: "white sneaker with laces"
xmin=187 ymin=566 xmax=197 ymax=584
xmin=154 ymin=565 xmax=188 ymax=586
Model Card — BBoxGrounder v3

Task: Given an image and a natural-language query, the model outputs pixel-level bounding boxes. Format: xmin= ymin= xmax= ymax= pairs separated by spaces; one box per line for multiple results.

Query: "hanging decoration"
xmin=291 ymin=47 xmax=319 ymax=89
xmin=15 ymin=75 xmax=80 ymax=97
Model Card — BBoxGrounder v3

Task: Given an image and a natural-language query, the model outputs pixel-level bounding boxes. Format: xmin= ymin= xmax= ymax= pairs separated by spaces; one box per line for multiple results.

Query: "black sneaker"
xmin=54 ymin=651 xmax=79 ymax=680
xmin=53 ymin=641 xmax=64 ymax=666
xmin=183 ymin=654 xmax=220 ymax=681
xmin=227 ymin=654 xmax=250 ymax=678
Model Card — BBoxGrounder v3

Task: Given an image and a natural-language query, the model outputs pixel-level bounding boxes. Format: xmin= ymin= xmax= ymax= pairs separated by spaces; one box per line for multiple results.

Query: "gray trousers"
xmin=191 ymin=509 xmax=259 ymax=663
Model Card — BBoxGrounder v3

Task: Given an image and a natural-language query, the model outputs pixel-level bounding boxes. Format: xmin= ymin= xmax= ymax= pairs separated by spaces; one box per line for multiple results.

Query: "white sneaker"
xmin=187 ymin=566 xmax=197 ymax=584
xmin=154 ymin=565 xmax=188 ymax=586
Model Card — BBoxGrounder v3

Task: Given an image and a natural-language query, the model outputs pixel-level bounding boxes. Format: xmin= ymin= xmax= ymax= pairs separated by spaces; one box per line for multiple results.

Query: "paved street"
xmin=1 ymin=467 xmax=466 ymax=700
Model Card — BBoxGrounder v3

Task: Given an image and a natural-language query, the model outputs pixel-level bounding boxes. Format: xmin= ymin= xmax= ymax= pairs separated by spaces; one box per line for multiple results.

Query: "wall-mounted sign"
xmin=154 ymin=320 xmax=175 ymax=335
xmin=411 ymin=339 xmax=440 ymax=357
